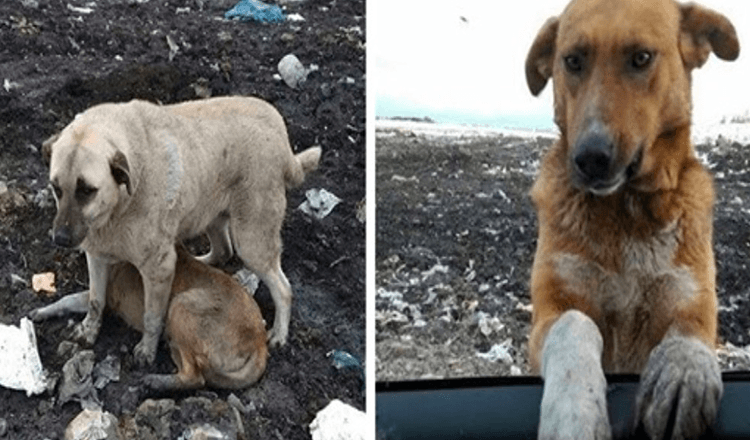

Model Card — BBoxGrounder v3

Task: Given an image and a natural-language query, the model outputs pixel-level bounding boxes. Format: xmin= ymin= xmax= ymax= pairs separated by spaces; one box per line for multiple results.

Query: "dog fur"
xmin=44 ymin=96 xmax=321 ymax=366
xmin=30 ymin=245 xmax=267 ymax=390
xmin=525 ymin=0 xmax=739 ymax=438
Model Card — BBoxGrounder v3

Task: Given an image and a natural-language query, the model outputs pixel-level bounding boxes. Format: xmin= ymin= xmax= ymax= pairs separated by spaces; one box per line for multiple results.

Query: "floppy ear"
xmin=679 ymin=4 xmax=739 ymax=70
xmin=110 ymin=150 xmax=132 ymax=195
xmin=525 ymin=17 xmax=559 ymax=96
xmin=41 ymin=132 xmax=61 ymax=165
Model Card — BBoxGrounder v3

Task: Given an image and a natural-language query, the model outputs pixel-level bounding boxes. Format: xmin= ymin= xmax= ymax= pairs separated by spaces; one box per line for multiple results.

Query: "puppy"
xmin=44 ymin=96 xmax=321 ymax=366
xmin=524 ymin=0 xmax=739 ymax=438
xmin=30 ymin=245 xmax=268 ymax=390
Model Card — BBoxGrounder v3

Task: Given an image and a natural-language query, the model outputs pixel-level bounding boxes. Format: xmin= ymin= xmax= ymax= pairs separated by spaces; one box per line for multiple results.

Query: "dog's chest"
xmin=553 ymin=223 xmax=696 ymax=371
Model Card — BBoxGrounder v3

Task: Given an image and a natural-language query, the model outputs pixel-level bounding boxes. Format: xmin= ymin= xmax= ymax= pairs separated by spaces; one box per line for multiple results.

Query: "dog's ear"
xmin=525 ymin=17 xmax=559 ymax=96
xmin=41 ymin=132 xmax=61 ymax=165
xmin=679 ymin=4 xmax=739 ymax=70
xmin=110 ymin=150 xmax=132 ymax=195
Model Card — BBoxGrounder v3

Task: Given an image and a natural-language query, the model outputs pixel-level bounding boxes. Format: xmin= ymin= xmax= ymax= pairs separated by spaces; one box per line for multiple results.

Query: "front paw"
xmin=636 ymin=336 xmax=722 ymax=440
xmin=71 ymin=318 xmax=99 ymax=346
xmin=539 ymin=390 xmax=611 ymax=440
xmin=267 ymin=325 xmax=288 ymax=348
xmin=133 ymin=336 xmax=158 ymax=367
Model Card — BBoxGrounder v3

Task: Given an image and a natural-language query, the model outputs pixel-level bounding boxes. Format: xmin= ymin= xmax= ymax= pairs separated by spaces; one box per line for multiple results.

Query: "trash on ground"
xmin=476 ymin=338 xmax=514 ymax=364
xmin=59 ymin=350 xmax=100 ymax=410
xmin=309 ymin=399 xmax=366 ymax=440
xmin=32 ymin=272 xmax=56 ymax=294
xmin=224 ymin=0 xmax=285 ymax=23
xmin=0 ymin=317 xmax=49 ymax=396
xmin=355 ymin=198 xmax=365 ymax=224
xmin=64 ymin=409 xmax=119 ymax=440
xmin=93 ymin=354 xmax=120 ymax=389
xmin=277 ymin=54 xmax=308 ymax=89
xmin=234 ymin=268 xmax=259 ymax=295
xmin=299 ymin=188 xmax=341 ymax=219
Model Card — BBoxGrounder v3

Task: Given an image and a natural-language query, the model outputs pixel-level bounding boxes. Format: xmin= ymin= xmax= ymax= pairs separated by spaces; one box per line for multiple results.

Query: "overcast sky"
xmin=372 ymin=0 xmax=750 ymax=129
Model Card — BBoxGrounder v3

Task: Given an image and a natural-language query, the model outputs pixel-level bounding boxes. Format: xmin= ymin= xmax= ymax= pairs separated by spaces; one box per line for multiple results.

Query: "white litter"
xmin=0 ymin=317 xmax=48 ymax=396
xmin=299 ymin=188 xmax=341 ymax=219
xmin=309 ymin=399 xmax=366 ymax=440
xmin=277 ymin=54 xmax=308 ymax=89
xmin=476 ymin=338 xmax=514 ymax=364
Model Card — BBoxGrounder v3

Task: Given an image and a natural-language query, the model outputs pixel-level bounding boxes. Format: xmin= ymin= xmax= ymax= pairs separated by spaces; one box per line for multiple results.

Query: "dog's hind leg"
xmin=196 ymin=212 xmax=233 ymax=267
xmin=28 ymin=291 xmax=89 ymax=321
xmin=539 ymin=310 xmax=611 ymax=440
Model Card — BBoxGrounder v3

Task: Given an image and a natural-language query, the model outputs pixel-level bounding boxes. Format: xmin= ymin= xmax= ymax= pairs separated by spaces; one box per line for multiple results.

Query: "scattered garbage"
xmin=355 ymin=198 xmax=365 ymax=224
xmin=66 ymin=4 xmax=94 ymax=14
xmin=32 ymin=272 xmax=56 ymax=294
xmin=224 ymin=0 xmax=285 ymax=23
xmin=64 ymin=409 xmax=119 ymax=440
xmin=475 ymin=311 xmax=505 ymax=337
xmin=309 ymin=399 xmax=366 ymax=440
xmin=277 ymin=54 xmax=308 ymax=89
xmin=177 ymin=423 xmax=230 ymax=440
xmin=93 ymin=354 xmax=120 ymax=389
xmin=299 ymin=188 xmax=341 ymax=219
xmin=0 ymin=317 xmax=48 ymax=396
xmin=234 ymin=268 xmax=259 ymax=294
xmin=59 ymin=350 xmax=100 ymax=409
xmin=476 ymin=338 xmax=514 ymax=364
xmin=166 ymin=35 xmax=179 ymax=62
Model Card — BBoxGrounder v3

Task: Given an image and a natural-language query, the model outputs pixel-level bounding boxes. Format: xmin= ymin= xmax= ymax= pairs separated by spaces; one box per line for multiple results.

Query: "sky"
xmin=372 ymin=0 xmax=750 ymax=130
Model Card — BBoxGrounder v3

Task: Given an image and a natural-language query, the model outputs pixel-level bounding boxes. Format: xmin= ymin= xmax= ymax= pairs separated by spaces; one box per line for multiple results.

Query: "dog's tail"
xmin=285 ymin=146 xmax=322 ymax=188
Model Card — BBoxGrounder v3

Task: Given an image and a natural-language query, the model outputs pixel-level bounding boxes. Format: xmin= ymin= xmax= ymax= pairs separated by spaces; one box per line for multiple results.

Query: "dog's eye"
xmin=631 ymin=51 xmax=653 ymax=70
xmin=564 ymin=54 xmax=583 ymax=73
xmin=75 ymin=180 xmax=98 ymax=201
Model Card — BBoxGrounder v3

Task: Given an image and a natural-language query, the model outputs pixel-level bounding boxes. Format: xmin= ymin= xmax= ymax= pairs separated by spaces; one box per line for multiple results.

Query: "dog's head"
xmin=526 ymin=0 xmax=739 ymax=195
xmin=46 ymin=122 xmax=133 ymax=248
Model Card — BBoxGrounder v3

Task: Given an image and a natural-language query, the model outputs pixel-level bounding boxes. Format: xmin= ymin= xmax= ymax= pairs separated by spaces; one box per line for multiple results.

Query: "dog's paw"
xmin=539 ymin=388 xmax=611 ymax=440
xmin=133 ymin=338 xmax=158 ymax=368
xmin=71 ymin=318 xmax=99 ymax=346
xmin=267 ymin=326 xmax=288 ymax=348
xmin=27 ymin=308 xmax=42 ymax=322
xmin=636 ymin=336 xmax=722 ymax=440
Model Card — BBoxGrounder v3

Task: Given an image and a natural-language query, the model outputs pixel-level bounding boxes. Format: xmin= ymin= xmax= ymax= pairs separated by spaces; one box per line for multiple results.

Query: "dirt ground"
xmin=376 ymin=122 xmax=750 ymax=381
xmin=0 ymin=0 xmax=364 ymax=438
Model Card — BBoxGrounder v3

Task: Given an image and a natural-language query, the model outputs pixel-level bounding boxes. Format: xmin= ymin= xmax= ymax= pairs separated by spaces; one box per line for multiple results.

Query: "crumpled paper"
xmin=0 ymin=317 xmax=48 ymax=396
xmin=298 ymin=188 xmax=341 ymax=219
xmin=309 ymin=399 xmax=366 ymax=440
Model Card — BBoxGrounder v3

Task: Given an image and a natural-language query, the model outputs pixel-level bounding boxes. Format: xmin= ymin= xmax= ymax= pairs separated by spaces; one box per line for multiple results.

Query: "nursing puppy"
xmin=525 ymin=0 xmax=738 ymax=438
xmin=30 ymin=245 xmax=268 ymax=390
xmin=45 ymin=96 xmax=321 ymax=366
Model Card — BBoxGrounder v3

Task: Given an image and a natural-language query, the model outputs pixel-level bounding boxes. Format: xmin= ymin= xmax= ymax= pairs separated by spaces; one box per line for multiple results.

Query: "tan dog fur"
xmin=31 ymin=245 xmax=267 ymax=390
xmin=525 ymin=0 xmax=738 ymax=438
xmin=45 ymin=96 xmax=320 ymax=366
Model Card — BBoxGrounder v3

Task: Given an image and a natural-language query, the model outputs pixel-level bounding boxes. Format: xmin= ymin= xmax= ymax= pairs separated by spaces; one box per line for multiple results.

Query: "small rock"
xmin=64 ymin=409 xmax=119 ymax=440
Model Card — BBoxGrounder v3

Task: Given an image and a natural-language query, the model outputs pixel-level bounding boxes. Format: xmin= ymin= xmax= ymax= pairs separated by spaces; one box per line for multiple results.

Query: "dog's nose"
xmin=53 ymin=227 xmax=73 ymax=248
xmin=573 ymin=124 xmax=613 ymax=184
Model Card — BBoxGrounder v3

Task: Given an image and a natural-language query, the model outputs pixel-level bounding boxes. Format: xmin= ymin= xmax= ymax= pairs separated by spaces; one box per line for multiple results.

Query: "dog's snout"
xmin=573 ymin=124 xmax=613 ymax=184
xmin=53 ymin=226 xmax=74 ymax=248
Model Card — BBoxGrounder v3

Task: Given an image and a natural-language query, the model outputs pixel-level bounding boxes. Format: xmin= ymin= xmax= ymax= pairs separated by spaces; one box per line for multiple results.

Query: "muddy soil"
xmin=0 ymin=0 xmax=365 ymax=438
xmin=376 ymin=123 xmax=750 ymax=381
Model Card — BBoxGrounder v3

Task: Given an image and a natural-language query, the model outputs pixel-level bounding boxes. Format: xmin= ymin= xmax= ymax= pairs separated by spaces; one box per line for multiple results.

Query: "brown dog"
xmin=525 ymin=0 xmax=738 ymax=438
xmin=30 ymin=245 xmax=268 ymax=390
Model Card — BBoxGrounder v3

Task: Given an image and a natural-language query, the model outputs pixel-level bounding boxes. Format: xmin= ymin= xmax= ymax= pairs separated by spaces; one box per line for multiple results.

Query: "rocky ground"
xmin=0 ymin=0 xmax=365 ymax=438
xmin=376 ymin=120 xmax=750 ymax=382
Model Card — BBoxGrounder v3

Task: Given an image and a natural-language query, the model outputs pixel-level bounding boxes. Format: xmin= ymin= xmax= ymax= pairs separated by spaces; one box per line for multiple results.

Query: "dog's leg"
xmin=196 ymin=213 xmax=233 ymax=266
xmin=71 ymin=253 xmax=110 ymax=346
xmin=635 ymin=333 xmax=722 ymax=440
xmin=261 ymin=266 xmax=293 ymax=347
xmin=539 ymin=310 xmax=611 ymax=440
xmin=28 ymin=291 xmax=89 ymax=321
xmin=134 ymin=247 xmax=177 ymax=367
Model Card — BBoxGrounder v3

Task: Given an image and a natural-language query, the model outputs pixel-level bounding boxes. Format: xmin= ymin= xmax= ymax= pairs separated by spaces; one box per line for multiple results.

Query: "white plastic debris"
xmin=277 ymin=54 xmax=308 ymax=89
xmin=299 ymin=188 xmax=341 ymax=219
xmin=0 ymin=317 xmax=48 ymax=396
xmin=64 ymin=409 xmax=119 ymax=440
xmin=309 ymin=399 xmax=366 ymax=440
xmin=476 ymin=338 xmax=514 ymax=364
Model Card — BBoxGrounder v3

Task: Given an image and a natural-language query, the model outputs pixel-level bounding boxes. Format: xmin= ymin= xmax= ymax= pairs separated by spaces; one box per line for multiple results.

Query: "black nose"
xmin=573 ymin=125 xmax=613 ymax=183
xmin=53 ymin=226 xmax=73 ymax=248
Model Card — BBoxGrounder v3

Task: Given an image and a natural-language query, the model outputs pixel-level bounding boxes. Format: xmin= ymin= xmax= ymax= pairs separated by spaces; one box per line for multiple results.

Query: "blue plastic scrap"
xmin=225 ymin=0 xmax=286 ymax=23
